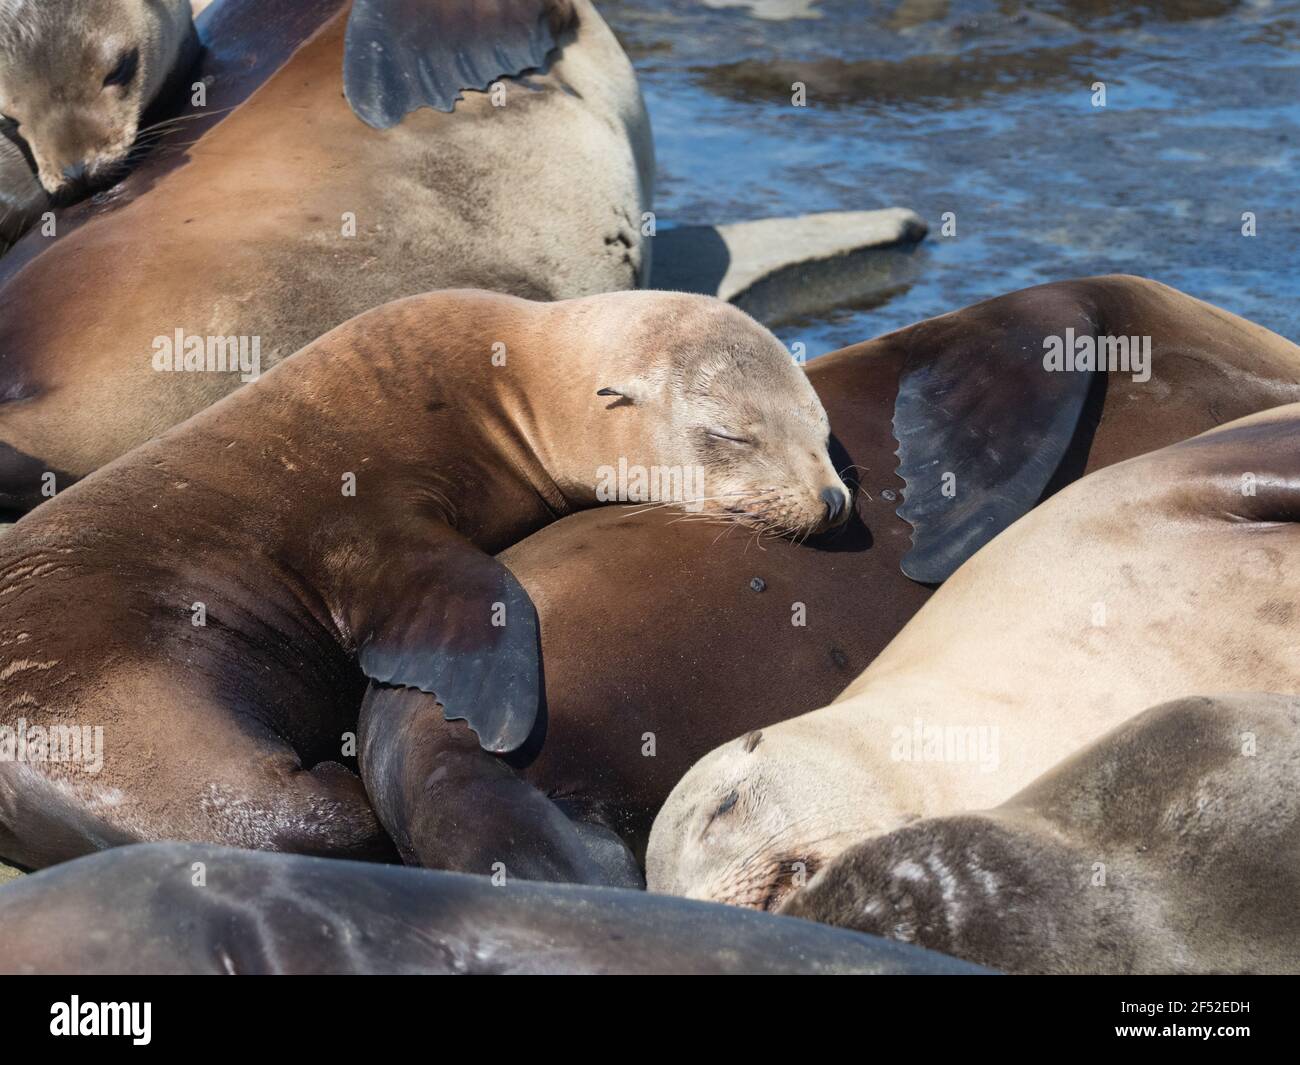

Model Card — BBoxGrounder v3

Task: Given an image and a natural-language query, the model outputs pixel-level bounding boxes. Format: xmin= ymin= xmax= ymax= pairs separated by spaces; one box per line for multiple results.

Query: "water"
xmin=603 ymin=0 xmax=1300 ymax=357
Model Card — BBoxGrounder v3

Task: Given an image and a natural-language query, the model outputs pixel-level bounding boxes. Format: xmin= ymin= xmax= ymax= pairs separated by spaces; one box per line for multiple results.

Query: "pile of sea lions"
xmin=0 ymin=0 xmax=1296 ymax=976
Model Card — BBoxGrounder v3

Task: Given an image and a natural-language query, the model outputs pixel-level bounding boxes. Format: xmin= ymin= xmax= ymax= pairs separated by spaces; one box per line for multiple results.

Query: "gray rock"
xmin=651 ymin=207 xmax=927 ymax=326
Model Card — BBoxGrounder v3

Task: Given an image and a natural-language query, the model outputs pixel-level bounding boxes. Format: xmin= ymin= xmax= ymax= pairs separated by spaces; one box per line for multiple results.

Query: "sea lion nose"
xmin=62 ymin=161 xmax=88 ymax=184
xmin=820 ymin=486 xmax=847 ymax=525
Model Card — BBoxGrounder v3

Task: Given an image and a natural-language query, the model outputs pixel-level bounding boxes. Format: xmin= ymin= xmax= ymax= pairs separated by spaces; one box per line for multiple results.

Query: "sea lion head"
xmin=0 ymin=0 xmax=193 ymax=195
xmin=562 ymin=291 xmax=852 ymax=538
xmin=783 ymin=694 xmax=1300 ymax=973
xmin=776 ymin=815 xmax=1095 ymax=972
xmin=645 ymin=716 xmax=877 ymax=910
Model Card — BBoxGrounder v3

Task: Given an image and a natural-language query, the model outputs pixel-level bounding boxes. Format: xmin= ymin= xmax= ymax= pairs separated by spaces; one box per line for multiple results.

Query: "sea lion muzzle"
xmin=820 ymin=485 xmax=848 ymax=525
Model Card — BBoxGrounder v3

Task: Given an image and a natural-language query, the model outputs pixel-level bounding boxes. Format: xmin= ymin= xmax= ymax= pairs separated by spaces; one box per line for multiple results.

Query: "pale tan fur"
xmin=532 ymin=290 xmax=847 ymax=533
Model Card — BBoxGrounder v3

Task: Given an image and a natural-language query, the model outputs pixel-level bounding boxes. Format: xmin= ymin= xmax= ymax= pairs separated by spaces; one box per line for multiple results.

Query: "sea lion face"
xmin=676 ymin=347 xmax=849 ymax=536
xmin=0 ymin=0 xmax=187 ymax=195
xmin=645 ymin=720 xmax=875 ymax=910
xmin=778 ymin=828 xmax=957 ymax=944
xmin=776 ymin=816 xmax=1052 ymax=968
xmin=589 ymin=296 xmax=852 ymax=537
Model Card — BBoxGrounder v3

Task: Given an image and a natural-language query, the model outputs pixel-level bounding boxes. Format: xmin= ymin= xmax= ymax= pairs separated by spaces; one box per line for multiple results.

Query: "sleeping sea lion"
xmin=781 ymin=694 xmax=1300 ymax=975
xmin=0 ymin=288 xmax=848 ymax=887
xmin=646 ymin=399 xmax=1300 ymax=908
xmin=476 ymin=275 xmax=1300 ymax=862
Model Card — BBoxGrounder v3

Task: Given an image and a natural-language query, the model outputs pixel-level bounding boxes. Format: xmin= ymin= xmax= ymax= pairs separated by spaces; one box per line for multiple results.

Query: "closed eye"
xmin=707 ymin=428 xmax=751 ymax=445
xmin=103 ymin=48 xmax=139 ymax=89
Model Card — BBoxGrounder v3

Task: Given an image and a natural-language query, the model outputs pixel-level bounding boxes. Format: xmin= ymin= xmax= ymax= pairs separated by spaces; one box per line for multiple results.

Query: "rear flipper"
xmin=358 ymin=683 xmax=640 ymax=887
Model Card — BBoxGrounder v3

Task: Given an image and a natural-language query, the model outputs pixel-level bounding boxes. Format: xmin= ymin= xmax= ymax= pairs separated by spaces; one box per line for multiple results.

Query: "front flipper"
xmin=342 ymin=525 xmax=540 ymax=754
xmin=359 ymin=684 xmax=641 ymax=887
xmin=344 ymin=0 xmax=578 ymax=129
xmin=893 ymin=290 xmax=1099 ymax=583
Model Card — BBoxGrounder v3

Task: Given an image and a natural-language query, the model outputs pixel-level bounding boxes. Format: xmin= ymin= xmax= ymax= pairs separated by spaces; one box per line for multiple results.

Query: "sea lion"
xmin=0 ymin=0 xmax=652 ymax=511
xmin=0 ymin=288 xmax=849 ymax=885
xmin=0 ymin=0 xmax=198 ymax=197
xmin=0 ymin=842 xmax=987 ymax=974
xmin=478 ymin=275 xmax=1300 ymax=863
xmin=646 ymin=399 xmax=1300 ymax=908
xmin=780 ymin=694 xmax=1300 ymax=975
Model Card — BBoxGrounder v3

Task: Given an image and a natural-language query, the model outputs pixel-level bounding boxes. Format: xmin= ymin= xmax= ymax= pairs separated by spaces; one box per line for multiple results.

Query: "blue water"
xmin=604 ymin=0 xmax=1300 ymax=357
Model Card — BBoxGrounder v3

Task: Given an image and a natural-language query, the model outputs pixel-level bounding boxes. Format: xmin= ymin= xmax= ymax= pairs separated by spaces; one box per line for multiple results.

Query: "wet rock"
xmin=651 ymin=207 xmax=926 ymax=325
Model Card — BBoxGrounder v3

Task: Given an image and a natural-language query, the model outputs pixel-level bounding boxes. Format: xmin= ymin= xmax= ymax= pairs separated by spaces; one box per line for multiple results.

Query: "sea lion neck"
xmin=482 ymin=292 xmax=674 ymax=511
xmin=268 ymin=289 xmax=584 ymax=550
xmin=390 ymin=290 xmax=661 ymax=533
xmin=232 ymin=288 xmax=668 ymax=551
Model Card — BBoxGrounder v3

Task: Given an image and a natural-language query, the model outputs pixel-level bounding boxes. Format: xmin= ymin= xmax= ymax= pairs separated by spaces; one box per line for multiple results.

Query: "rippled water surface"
xmin=603 ymin=0 xmax=1300 ymax=356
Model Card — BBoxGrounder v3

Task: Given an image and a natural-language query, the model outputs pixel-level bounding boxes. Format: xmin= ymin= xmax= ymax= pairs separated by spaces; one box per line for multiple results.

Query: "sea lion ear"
xmin=344 ymin=0 xmax=577 ymax=129
xmin=893 ymin=292 xmax=1098 ymax=584
xmin=596 ymin=382 xmax=652 ymax=405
